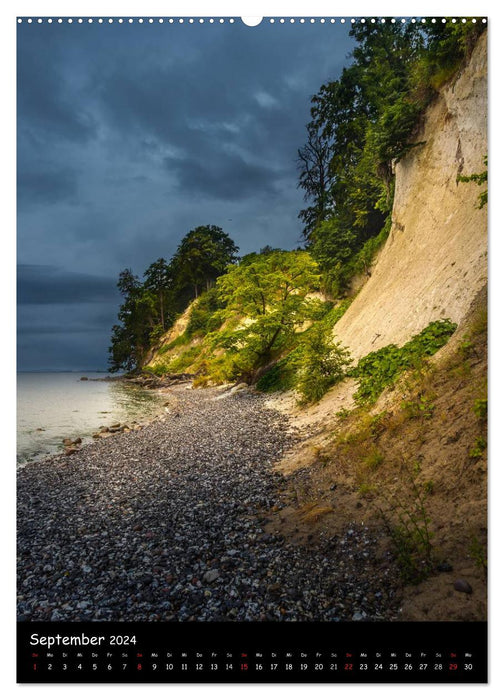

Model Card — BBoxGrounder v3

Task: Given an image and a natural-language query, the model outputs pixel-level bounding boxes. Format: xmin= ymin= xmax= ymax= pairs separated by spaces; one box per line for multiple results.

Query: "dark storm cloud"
xmin=17 ymin=168 xmax=77 ymax=206
xmin=17 ymin=265 xmax=120 ymax=305
xmin=92 ymin=23 xmax=341 ymax=197
xmin=164 ymin=152 xmax=284 ymax=200
xmin=17 ymin=21 xmax=355 ymax=368
xmin=17 ymin=29 xmax=96 ymax=144
xmin=93 ymin=26 xmax=289 ymax=145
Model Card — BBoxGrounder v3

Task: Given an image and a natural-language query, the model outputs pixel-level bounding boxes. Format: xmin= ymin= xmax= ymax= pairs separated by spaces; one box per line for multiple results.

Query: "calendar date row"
xmin=32 ymin=660 xmax=475 ymax=673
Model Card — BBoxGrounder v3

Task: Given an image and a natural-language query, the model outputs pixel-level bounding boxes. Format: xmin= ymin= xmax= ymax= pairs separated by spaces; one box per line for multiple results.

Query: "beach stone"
xmin=202 ymin=570 xmax=220 ymax=584
xmin=454 ymin=579 xmax=473 ymax=594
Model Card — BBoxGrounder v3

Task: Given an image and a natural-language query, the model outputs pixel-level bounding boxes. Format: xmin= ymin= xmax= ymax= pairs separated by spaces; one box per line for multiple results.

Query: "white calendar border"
xmin=3 ymin=2 xmax=501 ymax=699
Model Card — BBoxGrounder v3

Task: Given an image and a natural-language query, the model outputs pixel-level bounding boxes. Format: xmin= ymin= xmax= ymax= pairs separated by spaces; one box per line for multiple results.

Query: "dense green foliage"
xmin=256 ymin=310 xmax=456 ymax=405
xmin=209 ymin=249 xmax=322 ymax=382
xmin=108 ymin=225 xmax=237 ymax=371
xmin=109 ymin=269 xmax=159 ymax=372
xmin=147 ymin=248 xmax=328 ymax=384
xmin=295 ymin=325 xmax=351 ymax=404
xmin=170 ymin=225 xmax=239 ymax=305
xmin=352 ymin=319 xmax=457 ymax=404
xmin=256 ymin=299 xmax=352 ymax=398
xmin=473 ymin=397 xmax=487 ymax=421
xmin=255 ymin=354 xmax=299 ymax=393
xmin=298 ymin=21 xmax=485 ymax=295
xmin=457 ymin=156 xmax=488 ymax=209
xmin=255 ymin=323 xmax=351 ymax=403
xmin=185 ymin=287 xmax=227 ymax=338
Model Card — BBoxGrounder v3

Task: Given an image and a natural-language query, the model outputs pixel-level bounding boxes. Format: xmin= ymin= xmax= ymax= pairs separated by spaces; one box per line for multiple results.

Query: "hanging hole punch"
xmin=241 ymin=17 xmax=263 ymax=26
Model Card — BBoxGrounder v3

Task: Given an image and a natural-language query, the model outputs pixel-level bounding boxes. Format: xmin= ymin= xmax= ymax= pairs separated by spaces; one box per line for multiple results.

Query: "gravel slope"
xmin=17 ymin=385 xmax=398 ymax=622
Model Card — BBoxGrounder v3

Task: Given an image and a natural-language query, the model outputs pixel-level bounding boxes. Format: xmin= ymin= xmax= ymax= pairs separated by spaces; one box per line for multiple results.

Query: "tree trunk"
xmin=159 ymin=292 xmax=165 ymax=330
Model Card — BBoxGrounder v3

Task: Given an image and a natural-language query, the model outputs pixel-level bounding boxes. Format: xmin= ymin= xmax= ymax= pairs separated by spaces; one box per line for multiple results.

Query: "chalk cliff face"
xmin=333 ymin=35 xmax=487 ymax=361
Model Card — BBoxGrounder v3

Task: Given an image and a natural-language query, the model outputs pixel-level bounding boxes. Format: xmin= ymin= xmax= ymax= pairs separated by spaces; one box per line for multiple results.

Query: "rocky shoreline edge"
xmin=25 ymin=374 xmax=195 ymax=462
xmin=17 ymin=383 xmax=400 ymax=623
xmin=58 ymin=375 xmax=244 ymax=456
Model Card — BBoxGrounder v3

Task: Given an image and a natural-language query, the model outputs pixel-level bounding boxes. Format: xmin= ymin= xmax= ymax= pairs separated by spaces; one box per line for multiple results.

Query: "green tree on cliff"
xmin=214 ymin=249 xmax=321 ymax=379
xmin=108 ymin=227 xmax=239 ymax=372
xmin=171 ymin=225 xmax=239 ymax=303
xmin=143 ymin=257 xmax=175 ymax=332
xmin=108 ymin=269 xmax=157 ymax=372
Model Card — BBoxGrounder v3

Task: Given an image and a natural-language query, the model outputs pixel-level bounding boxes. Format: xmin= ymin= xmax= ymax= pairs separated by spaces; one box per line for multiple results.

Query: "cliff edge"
xmin=333 ymin=34 xmax=487 ymax=361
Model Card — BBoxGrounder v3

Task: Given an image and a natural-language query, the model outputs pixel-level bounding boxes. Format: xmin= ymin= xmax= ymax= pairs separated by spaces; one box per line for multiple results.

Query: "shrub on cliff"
xmin=296 ymin=325 xmax=351 ymax=404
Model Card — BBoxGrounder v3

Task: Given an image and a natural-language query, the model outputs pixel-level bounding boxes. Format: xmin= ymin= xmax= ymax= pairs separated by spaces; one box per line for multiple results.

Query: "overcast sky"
xmin=17 ymin=18 xmax=354 ymax=370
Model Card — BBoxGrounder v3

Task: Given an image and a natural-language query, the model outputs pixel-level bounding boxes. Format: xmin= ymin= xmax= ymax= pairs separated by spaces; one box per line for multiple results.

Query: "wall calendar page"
xmin=16 ymin=10 xmax=488 ymax=685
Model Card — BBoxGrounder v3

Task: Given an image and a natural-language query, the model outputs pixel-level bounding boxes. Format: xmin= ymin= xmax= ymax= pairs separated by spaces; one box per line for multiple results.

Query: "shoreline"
xmin=16 ymin=373 xmax=178 ymax=468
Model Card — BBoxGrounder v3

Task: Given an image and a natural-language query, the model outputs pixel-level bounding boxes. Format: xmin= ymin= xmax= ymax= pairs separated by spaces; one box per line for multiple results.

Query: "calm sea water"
xmin=17 ymin=372 xmax=165 ymax=465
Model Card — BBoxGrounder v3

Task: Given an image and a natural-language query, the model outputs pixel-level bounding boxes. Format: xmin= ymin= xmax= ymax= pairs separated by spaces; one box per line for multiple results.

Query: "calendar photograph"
xmin=16 ymin=14 xmax=488 ymax=683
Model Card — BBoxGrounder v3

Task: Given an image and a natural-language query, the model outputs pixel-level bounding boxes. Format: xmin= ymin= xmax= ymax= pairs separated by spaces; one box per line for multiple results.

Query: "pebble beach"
xmin=17 ymin=384 xmax=399 ymax=623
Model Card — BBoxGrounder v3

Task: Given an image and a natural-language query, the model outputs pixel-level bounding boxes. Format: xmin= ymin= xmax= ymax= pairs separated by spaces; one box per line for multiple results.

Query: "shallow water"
xmin=17 ymin=372 xmax=165 ymax=465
